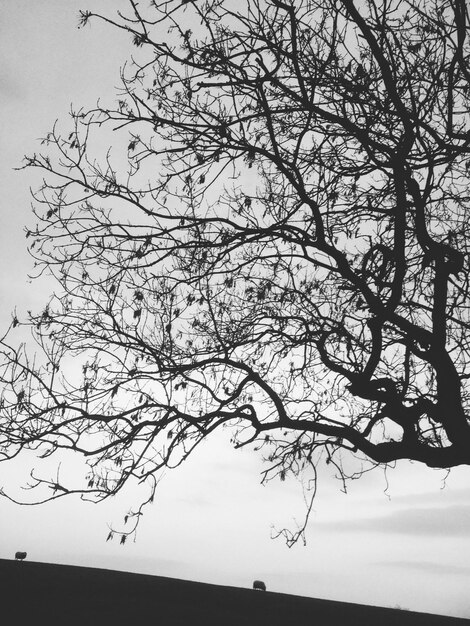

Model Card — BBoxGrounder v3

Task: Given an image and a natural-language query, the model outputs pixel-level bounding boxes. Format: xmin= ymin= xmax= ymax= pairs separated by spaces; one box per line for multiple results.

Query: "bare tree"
xmin=1 ymin=0 xmax=470 ymax=544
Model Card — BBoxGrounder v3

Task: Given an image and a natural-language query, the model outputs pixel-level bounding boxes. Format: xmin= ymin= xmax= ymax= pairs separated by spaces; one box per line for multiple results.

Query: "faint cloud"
xmin=0 ymin=73 xmax=24 ymax=103
xmin=391 ymin=487 xmax=470 ymax=508
xmin=377 ymin=561 xmax=470 ymax=577
xmin=174 ymin=493 xmax=214 ymax=508
xmin=316 ymin=504 xmax=470 ymax=537
xmin=101 ymin=555 xmax=188 ymax=577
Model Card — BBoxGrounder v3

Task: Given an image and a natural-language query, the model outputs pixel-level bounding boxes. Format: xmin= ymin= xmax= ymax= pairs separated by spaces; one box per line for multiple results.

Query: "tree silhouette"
xmin=1 ymin=0 xmax=470 ymax=544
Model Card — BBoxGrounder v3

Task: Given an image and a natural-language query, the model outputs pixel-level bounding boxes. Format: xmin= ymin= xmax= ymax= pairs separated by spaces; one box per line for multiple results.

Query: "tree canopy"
xmin=1 ymin=0 xmax=470 ymax=544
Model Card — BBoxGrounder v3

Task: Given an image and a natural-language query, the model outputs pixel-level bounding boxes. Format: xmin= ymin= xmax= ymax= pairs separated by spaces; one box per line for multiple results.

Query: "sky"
xmin=1 ymin=1 xmax=470 ymax=619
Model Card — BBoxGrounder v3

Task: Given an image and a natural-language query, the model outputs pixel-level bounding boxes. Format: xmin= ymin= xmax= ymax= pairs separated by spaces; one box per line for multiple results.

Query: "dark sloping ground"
xmin=0 ymin=559 xmax=468 ymax=626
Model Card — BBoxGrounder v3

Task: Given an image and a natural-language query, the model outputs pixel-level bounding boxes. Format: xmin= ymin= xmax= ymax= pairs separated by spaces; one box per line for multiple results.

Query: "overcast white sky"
xmin=1 ymin=1 xmax=470 ymax=619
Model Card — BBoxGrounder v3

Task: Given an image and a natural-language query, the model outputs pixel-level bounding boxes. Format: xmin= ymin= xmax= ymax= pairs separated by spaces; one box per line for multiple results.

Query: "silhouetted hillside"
xmin=0 ymin=558 xmax=468 ymax=626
